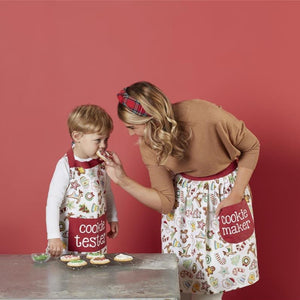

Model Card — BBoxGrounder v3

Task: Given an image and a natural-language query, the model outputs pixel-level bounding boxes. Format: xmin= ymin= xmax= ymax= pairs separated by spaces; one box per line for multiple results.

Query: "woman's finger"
xmin=111 ymin=152 xmax=121 ymax=164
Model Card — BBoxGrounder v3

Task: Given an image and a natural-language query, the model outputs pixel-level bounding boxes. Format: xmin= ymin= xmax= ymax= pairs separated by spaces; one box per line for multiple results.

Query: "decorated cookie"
xmin=90 ymin=256 xmax=110 ymax=265
xmin=96 ymin=150 xmax=113 ymax=161
xmin=86 ymin=252 xmax=105 ymax=260
xmin=67 ymin=259 xmax=88 ymax=267
xmin=114 ymin=253 xmax=133 ymax=262
xmin=60 ymin=254 xmax=81 ymax=262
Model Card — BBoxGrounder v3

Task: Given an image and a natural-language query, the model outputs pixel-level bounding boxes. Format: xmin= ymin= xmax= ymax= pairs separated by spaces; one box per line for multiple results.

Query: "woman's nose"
xmin=128 ymin=129 xmax=135 ymax=136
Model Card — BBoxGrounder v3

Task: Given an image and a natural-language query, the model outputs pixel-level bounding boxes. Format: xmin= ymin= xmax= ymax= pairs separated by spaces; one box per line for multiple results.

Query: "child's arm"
xmin=107 ymin=221 xmax=119 ymax=239
xmin=46 ymin=157 xmax=70 ymax=256
xmin=105 ymin=176 xmax=118 ymax=238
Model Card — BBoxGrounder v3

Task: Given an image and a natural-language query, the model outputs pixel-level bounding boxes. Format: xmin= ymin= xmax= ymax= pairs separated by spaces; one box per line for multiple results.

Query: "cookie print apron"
xmin=59 ymin=149 xmax=107 ymax=253
xmin=161 ymin=161 xmax=259 ymax=294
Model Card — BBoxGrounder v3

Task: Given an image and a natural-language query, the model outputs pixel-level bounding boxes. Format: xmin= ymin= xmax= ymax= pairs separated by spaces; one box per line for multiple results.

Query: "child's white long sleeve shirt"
xmin=46 ymin=154 xmax=118 ymax=239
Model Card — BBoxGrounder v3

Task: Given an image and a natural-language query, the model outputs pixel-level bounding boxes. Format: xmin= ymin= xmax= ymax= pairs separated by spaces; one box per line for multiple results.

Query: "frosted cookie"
xmin=86 ymin=252 xmax=105 ymax=260
xmin=67 ymin=259 xmax=87 ymax=267
xmin=114 ymin=253 xmax=133 ymax=262
xmin=60 ymin=254 xmax=81 ymax=262
xmin=90 ymin=256 xmax=110 ymax=265
xmin=96 ymin=150 xmax=113 ymax=162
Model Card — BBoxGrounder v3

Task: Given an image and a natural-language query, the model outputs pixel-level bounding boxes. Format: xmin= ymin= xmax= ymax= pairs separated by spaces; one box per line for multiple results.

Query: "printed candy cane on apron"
xmin=232 ymin=267 xmax=245 ymax=275
xmin=215 ymin=253 xmax=226 ymax=265
xmin=236 ymin=241 xmax=246 ymax=251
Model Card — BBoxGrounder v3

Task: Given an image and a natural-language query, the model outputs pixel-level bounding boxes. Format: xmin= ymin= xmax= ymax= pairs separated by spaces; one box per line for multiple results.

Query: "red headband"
xmin=117 ymin=89 xmax=151 ymax=117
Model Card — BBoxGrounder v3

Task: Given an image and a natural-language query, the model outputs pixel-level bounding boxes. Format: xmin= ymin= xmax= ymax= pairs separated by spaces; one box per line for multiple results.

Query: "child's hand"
xmin=48 ymin=238 xmax=64 ymax=257
xmin=107 ymin=221 xmax=119 ymax=239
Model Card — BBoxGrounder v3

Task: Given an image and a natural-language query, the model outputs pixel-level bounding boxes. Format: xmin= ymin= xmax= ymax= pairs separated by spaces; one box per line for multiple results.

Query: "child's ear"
xmin=72 ymin=131 xmax=83 ymax=142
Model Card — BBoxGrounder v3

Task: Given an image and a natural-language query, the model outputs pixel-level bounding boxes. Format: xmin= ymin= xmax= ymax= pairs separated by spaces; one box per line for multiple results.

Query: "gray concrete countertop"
xmin=0 ymin=253 xmax=180 ymax=299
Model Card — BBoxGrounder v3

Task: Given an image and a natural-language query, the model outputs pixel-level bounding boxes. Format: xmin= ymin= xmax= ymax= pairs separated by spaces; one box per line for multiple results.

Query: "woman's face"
xmin=124 ymin=123 xmax=146 ymax=137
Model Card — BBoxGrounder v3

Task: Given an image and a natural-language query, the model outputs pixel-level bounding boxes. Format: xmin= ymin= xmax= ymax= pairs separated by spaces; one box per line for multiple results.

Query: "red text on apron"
xmin=68 ymin=215 xmax=106 ymax=252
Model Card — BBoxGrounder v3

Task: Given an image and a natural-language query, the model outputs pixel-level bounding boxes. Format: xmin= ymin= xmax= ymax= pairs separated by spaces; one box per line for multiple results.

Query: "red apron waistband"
xmin=180 ymin=161 xmax=238 ymax=181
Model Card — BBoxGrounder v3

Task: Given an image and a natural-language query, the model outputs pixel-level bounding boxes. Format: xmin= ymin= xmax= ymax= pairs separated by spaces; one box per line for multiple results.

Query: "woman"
xmin=106 ymin=81 xmax=259 ymax=300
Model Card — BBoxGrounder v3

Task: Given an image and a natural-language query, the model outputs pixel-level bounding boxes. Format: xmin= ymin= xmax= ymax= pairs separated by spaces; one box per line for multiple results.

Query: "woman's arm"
xmin=115 ymin=174 xmax=162 ymax=212
xmin=215 ymin=108 xmax=260 ymax=216
xmin=105 ymin=153 xmax=173 ymax=213
xmin=215 ymin=166 xmax=254 ymax=216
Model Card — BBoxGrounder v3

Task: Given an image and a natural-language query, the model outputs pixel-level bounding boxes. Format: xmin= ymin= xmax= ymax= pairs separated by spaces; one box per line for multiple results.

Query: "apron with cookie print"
xmin=59 ymin=149 xmax=107 ymax=254
xmin=161 ymin=161 xmax=259 ymax=294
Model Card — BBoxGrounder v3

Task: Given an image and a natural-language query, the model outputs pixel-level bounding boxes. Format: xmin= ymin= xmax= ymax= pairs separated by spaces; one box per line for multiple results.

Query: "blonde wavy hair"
xmin=68 ymin=104 xmax=113 ymax=137
xmin=118 ymin=81 xmax=191 ymax=164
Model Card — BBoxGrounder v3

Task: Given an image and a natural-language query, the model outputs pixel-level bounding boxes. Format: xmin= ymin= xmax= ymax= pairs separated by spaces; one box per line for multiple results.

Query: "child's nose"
xmin=99 ymin=140 xmax=107 ymax=149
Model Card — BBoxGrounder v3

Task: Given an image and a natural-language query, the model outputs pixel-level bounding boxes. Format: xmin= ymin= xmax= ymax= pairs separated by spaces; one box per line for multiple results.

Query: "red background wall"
xmin=0 ymin=2 xmax=299 ymax=300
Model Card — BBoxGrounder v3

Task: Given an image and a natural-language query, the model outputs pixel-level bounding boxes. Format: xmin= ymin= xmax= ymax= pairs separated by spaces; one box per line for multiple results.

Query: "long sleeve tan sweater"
xmin=139 ymin=99 xmax=260 ymax=213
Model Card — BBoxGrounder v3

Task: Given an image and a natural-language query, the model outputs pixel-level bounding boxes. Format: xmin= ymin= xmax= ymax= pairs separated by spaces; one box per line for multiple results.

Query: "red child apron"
xmin=59 ymin=149 xmax=107 ymax=253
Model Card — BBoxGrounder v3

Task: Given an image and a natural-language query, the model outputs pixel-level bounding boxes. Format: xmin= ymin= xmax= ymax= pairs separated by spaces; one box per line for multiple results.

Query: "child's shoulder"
xmin=54 ymin=153 xmax=70 ymax=170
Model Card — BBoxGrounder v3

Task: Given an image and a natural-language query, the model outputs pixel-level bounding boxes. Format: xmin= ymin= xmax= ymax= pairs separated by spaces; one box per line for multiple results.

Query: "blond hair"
xmin=68 ymin=104 xmax=113 ymax=137
xmin=118 ymin=81 xmax=191 ymax=164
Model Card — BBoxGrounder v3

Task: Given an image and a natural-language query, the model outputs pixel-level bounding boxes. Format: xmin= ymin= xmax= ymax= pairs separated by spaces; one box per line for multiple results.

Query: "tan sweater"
xmin=139 ymin=99 xmax=260 ymax=214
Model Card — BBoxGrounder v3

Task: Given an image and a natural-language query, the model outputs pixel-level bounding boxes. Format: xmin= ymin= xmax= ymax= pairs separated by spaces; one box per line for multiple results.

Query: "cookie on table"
xmin=113 ymin=253 xmax=133 ymax=262
xmin=86 ymin=252 xmax=105 ymax=260
xmin=60 ymin=254 xmax=80 ymax=262
xmin=90 ymin=256 xmax=110 ymax=265
xmin=67 ymin=259 xmax=88 ymax=267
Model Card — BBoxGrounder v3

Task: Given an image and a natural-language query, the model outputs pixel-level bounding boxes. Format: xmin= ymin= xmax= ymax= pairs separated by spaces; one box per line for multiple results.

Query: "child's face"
xmin=74 ymin=132 xmax=109 ymax=159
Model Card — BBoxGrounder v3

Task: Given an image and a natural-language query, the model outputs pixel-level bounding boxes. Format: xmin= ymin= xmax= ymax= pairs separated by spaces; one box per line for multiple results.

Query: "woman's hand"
xmin=47 ymin=238 xmax=64 ymax=257
xmin=215 ymin=190 xmax=243 ymax=217
xmin=105 ymin=152 xmax=163 ymax=212
xmin=215 ymin=165 xmax=254 ymax=216
xmin=105 ymin=153 xmax=127 ymax=185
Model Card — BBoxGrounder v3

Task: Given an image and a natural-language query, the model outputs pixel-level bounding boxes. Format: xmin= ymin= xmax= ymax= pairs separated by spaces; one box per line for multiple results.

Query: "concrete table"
xmin=0 ymin=253 xmax=180 ymax=299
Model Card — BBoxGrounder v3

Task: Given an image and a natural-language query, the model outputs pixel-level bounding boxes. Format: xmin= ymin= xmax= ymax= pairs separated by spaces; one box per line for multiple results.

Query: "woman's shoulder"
xmin=173 ymin=99 xmax=214 ymax=109
xmin=172 ymin=99 xmax=223 ymax=121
